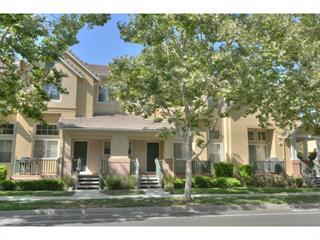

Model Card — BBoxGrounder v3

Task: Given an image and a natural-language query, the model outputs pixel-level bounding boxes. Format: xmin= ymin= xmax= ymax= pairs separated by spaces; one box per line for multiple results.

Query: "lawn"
xmin=0 ymin=191 xmax=75 ymax=197
xmin=101 ymin=189 xmax=145 ymax=195
xmin=167 ymin=187 xmax=320 ymax=195
xmin=1 ymin=194 xmax=320 ymax=211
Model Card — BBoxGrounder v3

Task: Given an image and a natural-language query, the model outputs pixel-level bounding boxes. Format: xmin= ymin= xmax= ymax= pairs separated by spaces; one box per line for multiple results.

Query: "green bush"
xmin=255 ymin=175 xmax=289 ymax=188
xmin=214 ymin=163 xmax=233 ymax=177
xmin=0 ymin=165 xmax=8 ymax=181
xmin=211 ymin=177 xmax=241 ymax=188
xmin=174 ymin=178 xmax=185 ymax=188
xmin=0 ymin=180 xmax=16 ymax=191
xmin=294 ymin=177 xmax=304 ymax=188
xmin=192 ymin=176 xmax=212 ymax=188
xmin=103 ymin=175 xmax=136 ymax=190
xmin=17 ymin=179 xmax=64 ymax=191
xmin=61 ymin=176 xmax=74 ymax=189
xmin=237 ymin=164 xmax=253 ymax=178
xmin=163 ymin=174 xmax=175 ymax=191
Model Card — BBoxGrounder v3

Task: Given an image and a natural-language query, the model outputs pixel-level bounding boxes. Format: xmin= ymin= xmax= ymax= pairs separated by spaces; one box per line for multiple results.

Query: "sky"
xmin=70 ymin=14 xmax=143 ymax=65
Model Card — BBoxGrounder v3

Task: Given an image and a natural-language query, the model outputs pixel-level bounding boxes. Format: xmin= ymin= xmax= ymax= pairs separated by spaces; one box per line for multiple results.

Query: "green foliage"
xmin=163 ymin=174 xmax=175 ymax=191
xmin=211 ymin=177 xmax=242 ymax=188
xmin=192 ymin=176 xmax=212 ymax=188
xmin=0 ymin=165 xmax=8 ymax=181
xmin=61 ymin=176 xmax=74 ymax=189
xmin=214 ymin=163 xmax=234 ymax=177
xmin=103 ymin=175 xmax=136 ymax=190
xmin=294 ymin=177 xmax=304 ymax=188
xmin=237 ymin=164 xmax=253 ymax=178
xmin=0 ymin=180 xmax=16 ymax=191
xmin=174 ymin=178 xmax=186 ymax=189
xmin=0 ymin=14 xmax=109 ymax=120
xmin=16 ymin=179 xmax=64 ymax=191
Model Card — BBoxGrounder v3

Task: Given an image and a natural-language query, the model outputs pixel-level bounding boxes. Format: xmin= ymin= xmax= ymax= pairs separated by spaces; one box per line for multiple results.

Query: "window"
xmin=248 ymin=130 xmax=255 ymax=141
xmin=174 ymin=142 xmax=186 ymax=160
xmin=44 ymin=84 xmax=60 ymax=101
xmin=209 ymin=129 xmax=221 ymax=141
xmin=0 ymin=140 xmax=13 ymax=163
xmin=128 ymin=141 xmax=131 ymax=155
xmin=257 ymin=131 xmax=267 ymax=141
xmin=34 ymin=140 xmax=59 ymax=159
xmin=249 ymin=144 xmax=268 ymax=163
xmin=36 ymin=124 xmax=59 ymax=136
xmin=0 ymin=123 xmax=14 ymax=135
xmin=98 ymin=86 xmax=109 ymax=103
xmin=209 ymin=143 xmax=221 ymax=162
xmin=104 ymin=141 xmax=111 ymax=155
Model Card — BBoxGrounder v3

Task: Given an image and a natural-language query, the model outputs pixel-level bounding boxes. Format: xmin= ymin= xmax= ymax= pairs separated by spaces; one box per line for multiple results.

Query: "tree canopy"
xmin=109 ymin=14 xmax=320 ymax=199
xmin=0 ymin=14 xmax=110 ymax=120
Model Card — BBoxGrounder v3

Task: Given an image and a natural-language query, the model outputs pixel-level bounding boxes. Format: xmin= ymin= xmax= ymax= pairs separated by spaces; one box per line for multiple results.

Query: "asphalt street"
xmin=1 ymin=204 xmax=320 ymax=226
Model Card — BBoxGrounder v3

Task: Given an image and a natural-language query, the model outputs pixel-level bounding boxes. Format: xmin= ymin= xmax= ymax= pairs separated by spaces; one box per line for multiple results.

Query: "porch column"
xmin=290 ymin=134 xmax=298 ymax=160
xmin=290 ymin=133 xmax=301 ymax=177
xmin=303 ymin=140 xmax=309 ymax=160
xmin=109 ymin=135 xmax=130 ymax=176
xmin=316 ymin=138 xmax=320 ymax=161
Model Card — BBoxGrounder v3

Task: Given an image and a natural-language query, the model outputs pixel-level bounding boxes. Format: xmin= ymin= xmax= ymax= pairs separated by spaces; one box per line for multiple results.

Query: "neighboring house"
xmin=0 ymin=51 xmax=318 ymax=187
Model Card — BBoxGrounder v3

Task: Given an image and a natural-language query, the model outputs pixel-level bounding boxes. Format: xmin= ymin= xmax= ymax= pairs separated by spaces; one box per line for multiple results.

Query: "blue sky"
xmin=70 ymin=14 xmax=143 ymax=65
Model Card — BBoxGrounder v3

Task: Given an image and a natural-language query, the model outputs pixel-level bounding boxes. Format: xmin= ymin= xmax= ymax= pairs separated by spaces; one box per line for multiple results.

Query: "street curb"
xmin=1 ymin=203 xmax=320 ymax=218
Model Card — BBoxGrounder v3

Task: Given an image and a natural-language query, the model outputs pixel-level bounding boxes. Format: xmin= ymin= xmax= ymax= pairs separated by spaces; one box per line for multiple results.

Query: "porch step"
xmin=77 ymin=175 xmax=100 ymax=190
xmin=139 ymin=175 xmax=160 ymax=189
xmin=314 ymin=177 xmax=320 ymax=187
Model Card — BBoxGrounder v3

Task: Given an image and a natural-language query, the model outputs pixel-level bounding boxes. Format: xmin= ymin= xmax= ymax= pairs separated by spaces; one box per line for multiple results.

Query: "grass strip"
xmin=1 ymin=195 xmax=320 ymax=211
xmin=101 ymin=189 xmax=145 ymax=195
xmin=0 ymin=191 xmax=75 ymax=197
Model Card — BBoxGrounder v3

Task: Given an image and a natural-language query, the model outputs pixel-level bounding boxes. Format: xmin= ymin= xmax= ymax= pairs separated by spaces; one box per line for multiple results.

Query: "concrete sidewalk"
xmin=0 ymin=189 xmax=320 ymax=202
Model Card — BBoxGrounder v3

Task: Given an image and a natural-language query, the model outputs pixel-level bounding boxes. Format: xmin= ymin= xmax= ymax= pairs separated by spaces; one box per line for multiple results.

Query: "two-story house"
xmin=1 ymin=51 xmax=317 ymax=187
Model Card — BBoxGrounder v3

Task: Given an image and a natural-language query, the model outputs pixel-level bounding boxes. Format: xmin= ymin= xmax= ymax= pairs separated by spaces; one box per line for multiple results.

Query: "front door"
xmin=146 ymin=142 xmax=159 ymax=172
xmin=73 ymin=141 xmax=88 ymax=172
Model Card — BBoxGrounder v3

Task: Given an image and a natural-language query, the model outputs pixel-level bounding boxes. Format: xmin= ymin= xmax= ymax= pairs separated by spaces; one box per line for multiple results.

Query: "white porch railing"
xmin=14 ymin=157 xmax=61 ymax=175
xmin=155 ymin=158 xmax=163 ymax=188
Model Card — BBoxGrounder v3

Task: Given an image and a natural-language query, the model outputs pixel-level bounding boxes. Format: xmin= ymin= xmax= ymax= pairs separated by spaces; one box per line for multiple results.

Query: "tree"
xmin=231 ymin=14 xmax=320 ymax=135
xmin=0 ymin=14 xmax=110 ymax=120
xmin=108 ymin=14 xmax=257 ymax=200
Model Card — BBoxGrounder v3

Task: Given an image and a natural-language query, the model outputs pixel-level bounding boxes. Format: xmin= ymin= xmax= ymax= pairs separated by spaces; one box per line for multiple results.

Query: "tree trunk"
xmin=184 ymin=136 xmax=193 ymax=201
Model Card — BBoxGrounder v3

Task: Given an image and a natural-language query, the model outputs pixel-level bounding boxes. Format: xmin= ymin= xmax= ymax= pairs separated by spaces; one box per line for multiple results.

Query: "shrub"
xmin=0 ymin=180 xmax=16 ymax=191
xmin=192 ymin=176 xmax=212 ymax=188
xmin=174 ymin=178 xmax=185 ymax=188
xmin=0 ymin=165 xmax=8 ymax=181
xmin=122 ymin=176 xmax=136 ymax=189
xmin=61 ymin=176 xmax=74 ymax=189
xmin=237 ymin=164 xmax=253 ymax=178
xmin=104 ymin=175 xmax=122 ymax=190
xmin=103 ymin=175 xmax=136 ymax=190
xmin=294 ymin=177 xmax=304 ymax=188
xmin=163 ymin=174 xmax=175 ymax=191
xmin=211 ymin=177 xmax=241 ymax=188
xmin=17 ymin=179 xmax=64 ymax=191
xmin=214 ymin=163 xmax=233 ymax=177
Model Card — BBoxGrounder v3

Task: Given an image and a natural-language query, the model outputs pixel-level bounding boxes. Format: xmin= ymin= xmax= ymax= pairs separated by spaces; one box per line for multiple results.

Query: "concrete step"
xmin=139 ymin=184 xmax=161 ymax=189
xmin=78 ymin=185 xmax=100 ymax=189
xmin=78 ymin=181 xmax=100 ymax=185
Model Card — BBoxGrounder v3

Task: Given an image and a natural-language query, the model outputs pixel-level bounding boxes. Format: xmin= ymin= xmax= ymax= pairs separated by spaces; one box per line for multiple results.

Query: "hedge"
xmin=0 ymin=180 xmax=16 ymax=190
xmin=0 ymin=165 xmax=7 ymax=181
xmin=214 ymin=163 xmax=234 ymax=177
xmin=16 ymin=179 xmax=64 ymax=191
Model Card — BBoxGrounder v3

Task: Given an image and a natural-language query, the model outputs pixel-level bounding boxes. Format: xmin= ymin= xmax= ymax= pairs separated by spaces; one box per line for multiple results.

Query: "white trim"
xmin=34 ymin=123 xmax=60 ymax=137
xmin=65 ymin=51 xmax=99 ymax=81
xmin=61 ymin=127 xmax=164 ymax=133
xmin=72 ymin=140 xmax=89 ymax=174
xmin=59 ymin=57 xmax=84 ymax=79
xmin=145 ymin=141 xmax=160 ymax=173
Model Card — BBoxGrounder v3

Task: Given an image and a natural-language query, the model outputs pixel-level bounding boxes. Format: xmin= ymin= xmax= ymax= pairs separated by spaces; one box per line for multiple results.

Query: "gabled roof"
xmin=58 ymin=114 xmax=171 ymax=132
xmin=85 ymin=64 xmax=108 ymax=77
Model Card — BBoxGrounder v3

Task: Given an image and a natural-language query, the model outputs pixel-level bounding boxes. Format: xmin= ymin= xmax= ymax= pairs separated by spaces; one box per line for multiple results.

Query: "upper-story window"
xmin=0 ymin=123 xmax=14 ymax=135
xmin=98 ymin=86 xmax=109 ymax=103
xmin=209 ymin=129 xmax=221 ymax=141
xmin=35 ymin=124 xmax=59 ymax=136
xmin=44 ymin=84 xmax=60 ymax=101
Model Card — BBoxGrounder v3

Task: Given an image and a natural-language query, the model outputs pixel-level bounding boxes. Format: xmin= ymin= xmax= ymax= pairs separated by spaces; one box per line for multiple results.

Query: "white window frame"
xmin=33 ymin=139 xmax=60 ymax=160
xmin=0 ymin=122 xmax=16 ymax=164
xmin=257 ymin=130 xmax=267 ymax=142
xmin=103 ymin=140 xmax=111 ymax=156
xmin=208 ymin=142 xmax=224 ymax=162
xmin=209 ymin=129 xmax=221 ymax=141
xmin=173 ymin=141 xmax=186 ymax=161
xmin=248 ymin=143 xmax=269 ymax=162
xmin=34 ymin=123 xmax=59 ymax=136
xmin=44 ymin=84 xmax=61 ymax=102
xmin=97 ymin=85 xmax=109 ymax=104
